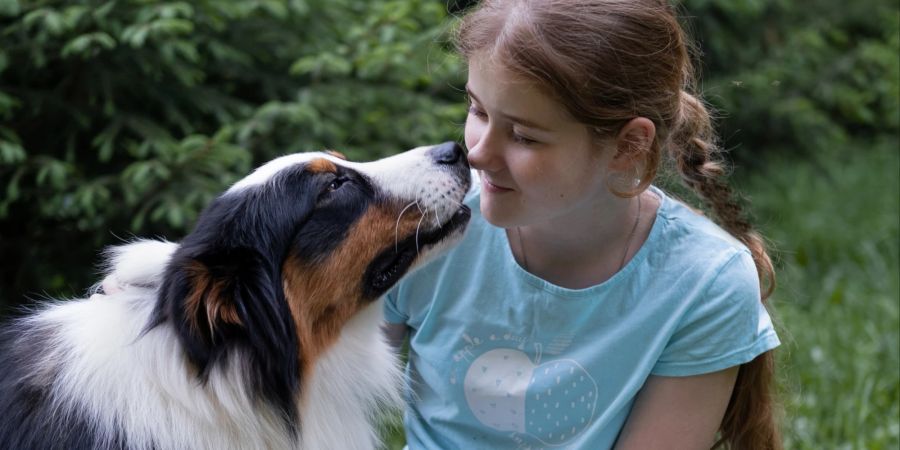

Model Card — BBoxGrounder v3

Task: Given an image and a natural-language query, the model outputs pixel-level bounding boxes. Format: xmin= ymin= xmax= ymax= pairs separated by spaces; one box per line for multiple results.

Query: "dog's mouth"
xmin=363 ymin=205 xmax=471 ymax=298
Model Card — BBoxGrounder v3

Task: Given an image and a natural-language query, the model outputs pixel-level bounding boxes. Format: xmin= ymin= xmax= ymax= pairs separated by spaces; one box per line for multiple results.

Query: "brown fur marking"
xmin=182 ymin=260 xmax=243 ymax=336
xmin=281 ymin=200 xmax=425 ymax=385
xmin=306 ymin=157 xmax=338 ymax=174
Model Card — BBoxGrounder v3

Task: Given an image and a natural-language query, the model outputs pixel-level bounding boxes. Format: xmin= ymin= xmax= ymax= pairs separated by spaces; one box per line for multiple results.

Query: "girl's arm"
xmin=615 ymin=367 xmax=739 ymax=449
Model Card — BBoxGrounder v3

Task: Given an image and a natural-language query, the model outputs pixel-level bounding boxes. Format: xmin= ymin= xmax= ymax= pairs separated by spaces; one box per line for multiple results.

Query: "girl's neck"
xmin=508 ymin=190 xmax=659 ymax=289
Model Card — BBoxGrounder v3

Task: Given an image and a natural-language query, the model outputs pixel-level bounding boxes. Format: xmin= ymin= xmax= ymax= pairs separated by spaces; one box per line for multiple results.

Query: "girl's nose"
xmin=466 ymin=133 xmax=499 ymax=172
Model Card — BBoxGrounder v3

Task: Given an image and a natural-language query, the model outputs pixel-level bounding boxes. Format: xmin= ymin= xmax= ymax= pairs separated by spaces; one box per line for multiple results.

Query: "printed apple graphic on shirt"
xmin=464 ymin=347 xmax=598 ymax=446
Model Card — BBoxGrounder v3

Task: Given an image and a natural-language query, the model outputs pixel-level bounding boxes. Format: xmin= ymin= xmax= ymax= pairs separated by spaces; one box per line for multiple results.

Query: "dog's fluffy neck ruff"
xmin=21 ymin=242 xmax=402 ymax=450
xmin=27 ymin=291 xmax=295 ymax=449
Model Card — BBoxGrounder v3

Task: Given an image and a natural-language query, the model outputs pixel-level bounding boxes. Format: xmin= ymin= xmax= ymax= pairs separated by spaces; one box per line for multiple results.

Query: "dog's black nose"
xmin=428 ymin=141 xmax=465 ymax=165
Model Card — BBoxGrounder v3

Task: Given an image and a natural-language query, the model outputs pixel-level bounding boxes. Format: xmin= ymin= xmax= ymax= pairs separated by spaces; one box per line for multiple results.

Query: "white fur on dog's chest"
xmin=301 ymin=299 xmax=404 ymax=450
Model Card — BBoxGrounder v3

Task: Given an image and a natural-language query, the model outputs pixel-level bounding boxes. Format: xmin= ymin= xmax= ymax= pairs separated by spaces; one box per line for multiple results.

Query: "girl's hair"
xmin=455 ymin=1 xmax=780 ymax=448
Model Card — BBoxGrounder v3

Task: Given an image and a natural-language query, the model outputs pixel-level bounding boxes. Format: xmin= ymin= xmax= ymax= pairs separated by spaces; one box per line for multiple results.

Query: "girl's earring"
xmin=609 ymin=170 xmax=639 ymax=192
xmin=626 ymin=164 xmax=641 ymax=186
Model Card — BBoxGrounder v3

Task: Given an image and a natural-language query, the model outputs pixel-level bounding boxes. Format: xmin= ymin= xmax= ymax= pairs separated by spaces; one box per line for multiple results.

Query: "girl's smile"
xmin=480 ymin=176 xmax=514 ymax=193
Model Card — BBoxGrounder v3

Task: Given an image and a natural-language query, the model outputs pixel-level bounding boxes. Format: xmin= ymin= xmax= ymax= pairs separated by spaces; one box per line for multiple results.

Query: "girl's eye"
xmin=512 ymin=132 xmax=538 ymax=146
xmin=466 ymin=95 xmax=487 ymax=119
xmin=467 ymin=102 xmax=487 ymax=120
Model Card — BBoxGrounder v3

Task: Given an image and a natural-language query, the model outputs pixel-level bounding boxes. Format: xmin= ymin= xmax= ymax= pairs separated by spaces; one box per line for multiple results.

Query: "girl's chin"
xmin=479 ymin=198 xmax=522 ymax=229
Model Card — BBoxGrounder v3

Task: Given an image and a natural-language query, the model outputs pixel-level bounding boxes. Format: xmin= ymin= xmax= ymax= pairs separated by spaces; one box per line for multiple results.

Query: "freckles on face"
xmin=528 ymin=141 xmax=604 ymax=199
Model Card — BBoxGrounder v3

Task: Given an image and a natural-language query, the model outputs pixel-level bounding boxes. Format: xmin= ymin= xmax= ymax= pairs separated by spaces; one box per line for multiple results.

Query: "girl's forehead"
xmin=467 ymin=52 xmax=534 ymax=89
xmin=467 ymin=55 xmax=577 ymax=127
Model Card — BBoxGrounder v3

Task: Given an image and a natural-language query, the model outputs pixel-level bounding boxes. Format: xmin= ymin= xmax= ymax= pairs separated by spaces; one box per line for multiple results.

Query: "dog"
xmin=0 ymin=142 xmax=471 ymax=450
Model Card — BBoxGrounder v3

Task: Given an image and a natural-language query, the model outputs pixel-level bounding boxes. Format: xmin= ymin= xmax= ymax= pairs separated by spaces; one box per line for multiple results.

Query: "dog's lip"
xmin=399 ymin=204 xmax=471 ymax=254
xmin=362 ymin=205 xmax=471 ymax=297
xmin=445 ymin=204 xmax=471 ymax=229
xmin=414 ymin=204 xmax=471 ymax=246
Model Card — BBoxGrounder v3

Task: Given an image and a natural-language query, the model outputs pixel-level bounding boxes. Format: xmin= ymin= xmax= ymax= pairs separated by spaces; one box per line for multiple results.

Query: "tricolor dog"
xmin=0 ymin=142 xmax=471 ymax=449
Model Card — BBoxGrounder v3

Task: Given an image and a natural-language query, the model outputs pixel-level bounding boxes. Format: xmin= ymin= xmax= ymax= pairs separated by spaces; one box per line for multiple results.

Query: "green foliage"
xmin=682 ymin=0 xmax=899 ymax=163
xmin=0 ymin=0 xmax=464 ymax=301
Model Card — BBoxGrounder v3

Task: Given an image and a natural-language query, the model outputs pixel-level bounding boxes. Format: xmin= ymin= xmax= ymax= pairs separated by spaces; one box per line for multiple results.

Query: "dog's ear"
xmin=158 ymin=246 xmax=293 ymax=364
xmin=155 ymin=245 xmax=301 ymax=417
xmin=163 ymin=248 xmax=260 ymax=348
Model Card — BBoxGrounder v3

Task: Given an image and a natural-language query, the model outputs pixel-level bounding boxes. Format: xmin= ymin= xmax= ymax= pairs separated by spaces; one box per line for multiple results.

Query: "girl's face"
xmin=464 ymin=54 xmax=616 ymax=229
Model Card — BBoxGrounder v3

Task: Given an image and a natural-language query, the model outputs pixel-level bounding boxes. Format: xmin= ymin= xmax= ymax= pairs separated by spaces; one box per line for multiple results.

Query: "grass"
xmin=743 ymin=138 xmax=899 ymax=449
xmin=382 ymin=137 xmax=900 ymax=449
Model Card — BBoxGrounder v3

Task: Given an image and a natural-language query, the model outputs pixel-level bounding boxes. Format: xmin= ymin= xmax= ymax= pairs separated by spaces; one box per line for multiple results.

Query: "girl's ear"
xmin=609 ymin=117 xmax=656 ymax=174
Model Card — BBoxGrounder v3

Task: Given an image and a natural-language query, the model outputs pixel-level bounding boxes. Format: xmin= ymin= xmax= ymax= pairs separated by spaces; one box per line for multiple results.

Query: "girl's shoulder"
xmin=648 ymin=189 xmax=767 ymax=331
xmin=653 ymin=187 xmax=749 ymax=257
xmin=643 ymin=187 xmax=758 ymax=291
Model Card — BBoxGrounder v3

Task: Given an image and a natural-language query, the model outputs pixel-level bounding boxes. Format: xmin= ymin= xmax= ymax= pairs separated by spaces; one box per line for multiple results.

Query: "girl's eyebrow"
xmin=465 ymin=85 xmax=553 ymax=132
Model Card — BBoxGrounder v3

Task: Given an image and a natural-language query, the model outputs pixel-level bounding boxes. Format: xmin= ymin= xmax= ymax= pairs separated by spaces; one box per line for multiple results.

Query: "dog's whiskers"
xmin=395 ymin=201 xmax=418 ymax=251
xmin=437 ymin=198 xmax=465 ymax=227
xmin=433 ymin=204 xmax=443 ymax=228
xmin=417 ymin=193 xmax=427 ymax=216
xmin=415 ymin=213 xmax=426 ymax=254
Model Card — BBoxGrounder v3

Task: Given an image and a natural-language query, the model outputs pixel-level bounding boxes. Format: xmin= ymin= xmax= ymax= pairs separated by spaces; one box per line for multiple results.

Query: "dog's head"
xmin=152 ymin=142 xmax=470 ymax=415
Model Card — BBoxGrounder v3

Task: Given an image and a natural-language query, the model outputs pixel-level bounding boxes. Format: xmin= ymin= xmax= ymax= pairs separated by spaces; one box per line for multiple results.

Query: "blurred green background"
xmin=0 ymin=0 xmax=897 ymax=448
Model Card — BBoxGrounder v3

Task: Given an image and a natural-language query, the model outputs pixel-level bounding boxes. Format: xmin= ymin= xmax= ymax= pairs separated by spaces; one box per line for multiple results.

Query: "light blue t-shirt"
xmin=384 ymin=184 xmax=780 ymax=450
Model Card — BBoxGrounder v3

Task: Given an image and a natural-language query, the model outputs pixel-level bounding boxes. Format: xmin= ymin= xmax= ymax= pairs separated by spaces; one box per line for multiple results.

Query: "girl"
xmin=383 ymin=0 xmax=782 ymax=449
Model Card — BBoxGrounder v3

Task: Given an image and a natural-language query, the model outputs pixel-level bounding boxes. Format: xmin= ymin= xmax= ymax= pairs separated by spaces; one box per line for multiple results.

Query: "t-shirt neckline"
xmin=500 ymin=186 xmax=668 ymax=298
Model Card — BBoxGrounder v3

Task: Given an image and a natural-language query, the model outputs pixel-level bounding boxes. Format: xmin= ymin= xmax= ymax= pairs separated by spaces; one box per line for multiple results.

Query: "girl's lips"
xmin=482 ymin=177 xmax=513 ymax=193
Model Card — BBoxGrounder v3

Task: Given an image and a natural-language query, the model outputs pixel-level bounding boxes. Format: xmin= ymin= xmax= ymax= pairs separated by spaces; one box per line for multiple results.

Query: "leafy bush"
xmin=0 ymin=0 xmax=464 ymax=304
xmin=682 ymin=0 xmax=899 ymax=164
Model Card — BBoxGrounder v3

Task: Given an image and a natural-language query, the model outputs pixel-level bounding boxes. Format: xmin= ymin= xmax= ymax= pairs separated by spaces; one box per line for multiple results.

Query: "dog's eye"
xmin=326 ymin=176 xmax=349 ymax=193
xmin=317 ymin=175 xmax=350 ymax=203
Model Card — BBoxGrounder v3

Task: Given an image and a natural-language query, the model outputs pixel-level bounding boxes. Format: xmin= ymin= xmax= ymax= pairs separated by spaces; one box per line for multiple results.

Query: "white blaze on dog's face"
xmin=158 ymin=142 xmax=470 ymax=393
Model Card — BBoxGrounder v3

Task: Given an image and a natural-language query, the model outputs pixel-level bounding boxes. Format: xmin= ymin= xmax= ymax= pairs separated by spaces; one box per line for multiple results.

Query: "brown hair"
xmin=455 ymin=1 xmax=780 ymax=448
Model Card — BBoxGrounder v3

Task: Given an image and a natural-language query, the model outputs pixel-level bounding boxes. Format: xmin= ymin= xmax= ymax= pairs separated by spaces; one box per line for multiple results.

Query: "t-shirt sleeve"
xmin=383 ymin=285 xmax=408 ymax=325
xmin=652 ymin=250 xmax=780 ymax=376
